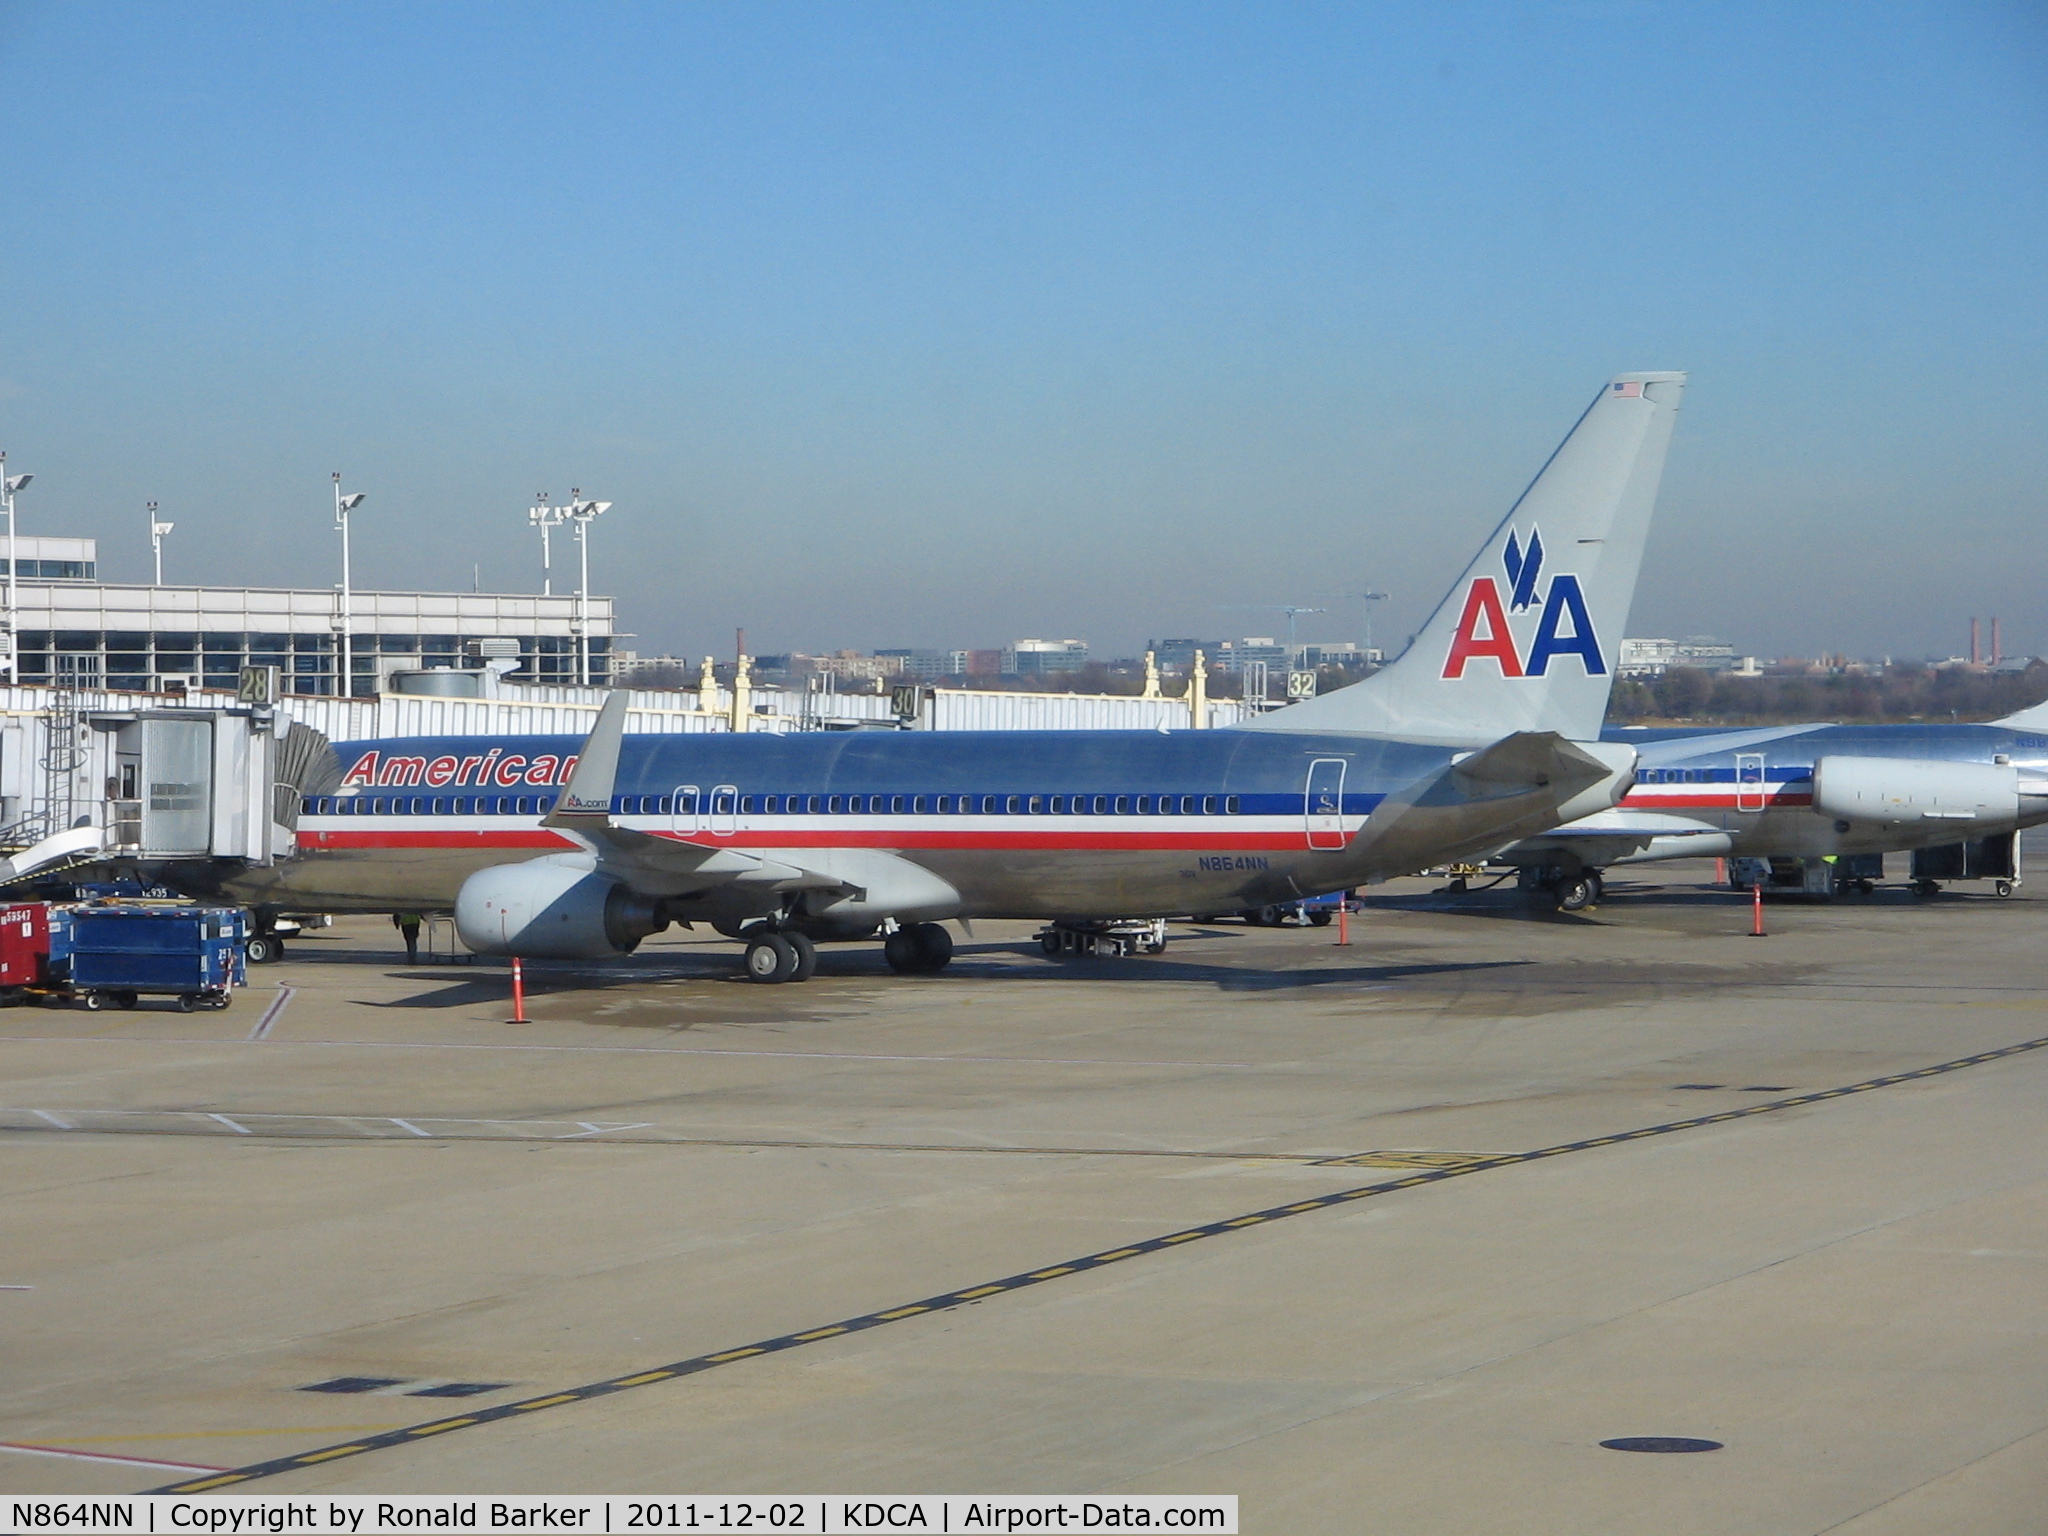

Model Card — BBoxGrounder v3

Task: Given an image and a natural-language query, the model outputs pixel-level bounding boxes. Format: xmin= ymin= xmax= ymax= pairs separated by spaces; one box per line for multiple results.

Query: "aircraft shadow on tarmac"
xmin=364 ymin=946 xmax=1534 ymax=1009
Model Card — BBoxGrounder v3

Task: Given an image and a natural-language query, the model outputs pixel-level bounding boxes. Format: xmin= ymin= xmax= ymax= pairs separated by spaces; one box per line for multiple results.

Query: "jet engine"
xmin=454 ymin=855 xmax=666 ymax=959
xmin=1811 ymin=756 xmax=2019 ymax=828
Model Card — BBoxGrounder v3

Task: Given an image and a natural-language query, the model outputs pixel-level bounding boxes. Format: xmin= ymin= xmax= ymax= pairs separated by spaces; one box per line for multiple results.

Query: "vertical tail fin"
xmin=1246 ymin=372 xmax=1686 ymax=743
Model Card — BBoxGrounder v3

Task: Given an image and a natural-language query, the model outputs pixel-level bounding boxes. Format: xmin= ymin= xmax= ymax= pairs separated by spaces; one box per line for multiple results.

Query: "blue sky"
xmin=2 ymin=2 xmax=2043 ymax=662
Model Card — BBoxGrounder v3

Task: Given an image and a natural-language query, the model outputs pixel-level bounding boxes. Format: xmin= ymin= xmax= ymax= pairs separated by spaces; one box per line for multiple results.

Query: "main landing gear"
xmin=1519 ymin=865 xmax=1602 ymax=912
xmin=739 ymin=920 xmax=957 ymax=984
xmin=884 ymin=922 xmax=954 ymax=975
xmin=742 ymin=930 xmax=819 ymax=985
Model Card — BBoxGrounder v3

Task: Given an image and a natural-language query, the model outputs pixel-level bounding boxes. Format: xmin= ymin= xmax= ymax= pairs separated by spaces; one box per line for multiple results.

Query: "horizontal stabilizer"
xmin=1351 ymin=732 xmax=1637 ymax=878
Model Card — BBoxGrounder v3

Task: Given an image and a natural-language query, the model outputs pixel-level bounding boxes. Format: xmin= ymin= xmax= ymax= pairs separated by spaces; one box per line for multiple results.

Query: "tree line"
xmin=1606 ymin=662 xmax=2048 ymax=726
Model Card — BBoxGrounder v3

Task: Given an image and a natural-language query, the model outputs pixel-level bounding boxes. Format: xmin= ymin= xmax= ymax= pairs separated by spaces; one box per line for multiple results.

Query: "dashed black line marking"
xmin=151 ymin=1030 xmax=2048 ymax=1494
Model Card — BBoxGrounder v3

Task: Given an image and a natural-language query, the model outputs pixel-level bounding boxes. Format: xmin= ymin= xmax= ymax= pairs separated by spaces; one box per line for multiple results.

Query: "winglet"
xmin=544 ymin=690 xmax=630 ymax=828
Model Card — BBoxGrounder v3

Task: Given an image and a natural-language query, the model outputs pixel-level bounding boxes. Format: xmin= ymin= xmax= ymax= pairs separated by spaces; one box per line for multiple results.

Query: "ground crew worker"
xmin=393 ymin=911 xmax=423 ymax=963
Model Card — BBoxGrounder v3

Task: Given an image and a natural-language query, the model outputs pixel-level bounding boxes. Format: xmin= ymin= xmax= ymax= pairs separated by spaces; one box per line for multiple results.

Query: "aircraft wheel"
xmin=246 ymin=933 xmax=280 ymax=965
xmin=910 ymin=922 xmax=954 ymax=972
xmin=81 ymin=990 xmax=105 ymax=1012
xmin=1554 ymin=874 xmax=1597 ymax=912
xmin=883 ymin=928 xmax=924 ymax=973
xmin=743 ymin=933 xmax=798 ymax=984
xmin=114 ymin=990 xmax=140 ymax=1010
xmin=784 ymin=930 xmax=819 ymax=981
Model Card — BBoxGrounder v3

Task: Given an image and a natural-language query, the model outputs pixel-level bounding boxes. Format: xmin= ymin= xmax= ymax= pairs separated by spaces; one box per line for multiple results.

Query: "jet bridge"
xmin=102 ymin=710 xmax=276 ymax=863
xmin=0 ymin=708 xmax=333 ymax=886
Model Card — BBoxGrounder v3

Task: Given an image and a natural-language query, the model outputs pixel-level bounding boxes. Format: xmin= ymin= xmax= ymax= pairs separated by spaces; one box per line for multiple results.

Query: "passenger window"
xmin=1203 ymin=795 xmax=1218 ymax=814
xmin=1006 ymin=795 xmax=1020 ymax=813
xmin=889 ymin=795 xmax=903 ymax=814
xmin=455 ymin=798 xmax=470 ymax=815
xmin=1113 ymin=796 xmax=1127 ymax=815
xmin=1182 ymin=796 xmax=1197 ymax=814
xmin=1050 ymin=796 xmax=1066 ymax=814
xmin=1226 ymin=795 xmax=1240 ymax=814
xmin=740 ymin=796 xmax=755 ymax=814
xmin=1028 ymin=795 xmax=1043 ymax=814
xmin=914 ymin=796 xmax=927 ymax=814
xmin=936 ymin=795 xmax=952 ymax=814
xmin=825 ymin=795 xmax=840 ymax=814
xmin=763 ymin=795 xmax=778 ymax=814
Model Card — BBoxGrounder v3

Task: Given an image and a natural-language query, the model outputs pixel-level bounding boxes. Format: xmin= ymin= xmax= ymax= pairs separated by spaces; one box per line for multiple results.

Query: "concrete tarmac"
xmin=2 ymin=861 xmax=2044 ymax=1532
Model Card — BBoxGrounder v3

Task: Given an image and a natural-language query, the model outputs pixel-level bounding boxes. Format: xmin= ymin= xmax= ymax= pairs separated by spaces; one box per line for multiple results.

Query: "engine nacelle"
xmin=1811 ymin=755 xmax=2019 ymax=828
xmin=454 ymin=856 xmax=666 ymax=959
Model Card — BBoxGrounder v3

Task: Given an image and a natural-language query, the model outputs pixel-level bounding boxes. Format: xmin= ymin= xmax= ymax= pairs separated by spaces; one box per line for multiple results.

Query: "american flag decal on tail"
xmin=1611 ymin=380 xmax=1642 ymax=398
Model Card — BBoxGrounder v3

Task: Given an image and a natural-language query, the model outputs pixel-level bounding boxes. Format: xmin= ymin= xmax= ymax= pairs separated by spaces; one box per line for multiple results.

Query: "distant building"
xmin=0 ymin=534 xmax=614 ymax=694
xmin=875 ymin=648 xmax=958 ymax=680
xmin=1215 ymin=638 xmax=1288 ymax=673
xmin=1618 ymin=636 xmax=1741 ymax=678
xmin=1004 ymin=639 xmax=1089 ymax=676
xmin=1298 ymin=642 xmax=1374 ymax=667
xmin=963 ymin=648 xmax=1004 ymax=678
xmin=1148 ymin=638 xmax=1222 ymax=672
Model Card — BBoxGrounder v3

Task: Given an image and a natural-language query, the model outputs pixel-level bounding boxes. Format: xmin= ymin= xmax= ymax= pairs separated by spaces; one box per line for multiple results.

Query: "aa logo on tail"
xmin=1441 ymin=526 xmax=1605 ymax=679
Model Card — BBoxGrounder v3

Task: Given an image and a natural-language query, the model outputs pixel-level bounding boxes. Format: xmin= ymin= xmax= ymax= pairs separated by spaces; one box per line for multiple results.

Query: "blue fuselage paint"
xmin=236 ymin=727 xmax=1460 ymax=918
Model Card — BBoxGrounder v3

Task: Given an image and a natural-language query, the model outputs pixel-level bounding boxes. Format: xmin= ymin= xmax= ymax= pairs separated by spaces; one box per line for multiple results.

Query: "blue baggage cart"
xmin=46 ymin=903 xmax=248 ymax=1011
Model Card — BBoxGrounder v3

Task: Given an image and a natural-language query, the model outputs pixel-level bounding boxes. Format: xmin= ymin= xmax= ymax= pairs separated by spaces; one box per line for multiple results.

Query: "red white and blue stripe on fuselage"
xmin=1606 ymin=722 xmax=2048 ymax=815
xmin=303 ymin=728 xmax=1457 ymax=855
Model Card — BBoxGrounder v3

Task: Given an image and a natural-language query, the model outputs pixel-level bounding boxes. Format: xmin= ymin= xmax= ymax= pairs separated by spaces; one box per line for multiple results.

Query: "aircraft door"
xmin=1306 ymin=758 xmax=1348 ymax=850
xmin=672 ymin=784 xmax=700 ymax=837
xmin=1735 ymin=754 xmax=1765 ymax=813
xmin=710 ymin=783 xmax=739 ymax=837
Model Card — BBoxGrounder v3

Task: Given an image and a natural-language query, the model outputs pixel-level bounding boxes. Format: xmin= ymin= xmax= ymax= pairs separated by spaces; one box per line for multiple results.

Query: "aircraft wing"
xmin=539 ymin=693 xmax=861 ymax=900
xmin=541 ymin=692 xmax=827 ymax=893
xmin=1350 ymin=731 xmax=1638 ymax=879
xmin=1491 ymin=808 xmax=1729 ymax=865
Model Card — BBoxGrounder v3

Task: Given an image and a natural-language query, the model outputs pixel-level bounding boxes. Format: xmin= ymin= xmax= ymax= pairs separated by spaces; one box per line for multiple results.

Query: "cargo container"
xmin=44 ymin=902 xmax=247 ymax=1010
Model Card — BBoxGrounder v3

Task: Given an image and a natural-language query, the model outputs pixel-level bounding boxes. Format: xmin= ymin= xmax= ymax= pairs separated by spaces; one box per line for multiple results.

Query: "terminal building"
xmin=0 ymin=536 xmax=616 ymax=695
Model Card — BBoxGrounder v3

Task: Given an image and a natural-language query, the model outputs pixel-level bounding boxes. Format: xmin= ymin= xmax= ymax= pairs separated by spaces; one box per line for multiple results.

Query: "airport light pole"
xmin=0 ymin=453 xmax=29 ymax=682
xmin=565 ymin=490 xmax=610 ymax=686
xmin=148 ymin=501 xmax=174 ymax=586
xmin=528 ymin=493 xmax=567 ymax=596
xmin=332 ymin=474 xmax=366 ymax=698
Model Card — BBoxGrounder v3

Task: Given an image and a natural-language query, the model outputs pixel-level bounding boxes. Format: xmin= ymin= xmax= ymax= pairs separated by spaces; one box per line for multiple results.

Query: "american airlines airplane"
xmin=222 ymin=373 xmax=1687 ymax=980
xmin=1491 ymin=702 xmax=2048 ymax=908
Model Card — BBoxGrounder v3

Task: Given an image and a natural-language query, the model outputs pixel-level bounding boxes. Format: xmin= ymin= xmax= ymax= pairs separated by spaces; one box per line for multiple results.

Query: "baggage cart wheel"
xmin=1308 ymin=910 xmax=1333 ymax=927
xmin=1039 ymin=931 xmax=1061 ymax=956
xmin=176 ymin=993 xmax=201 ymax=1012
xmin=113 ymin=990 xmax=139 ymax=1010
xmin=1996 ymin=880 xmax=2014 ymax=899
xmin=81 ymin=990 xmax=105 ymax=1011
xmin=208 ymin=991 xmax=231 ymax=1009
